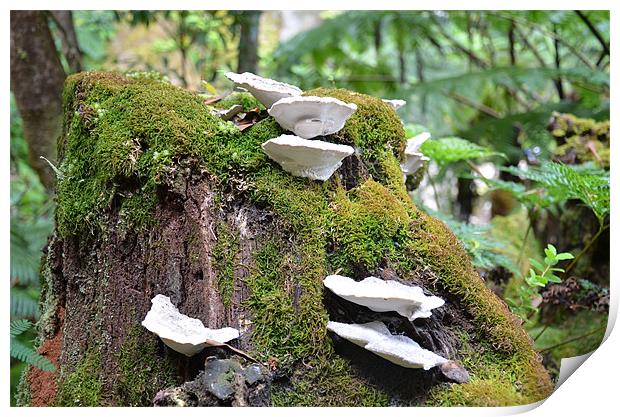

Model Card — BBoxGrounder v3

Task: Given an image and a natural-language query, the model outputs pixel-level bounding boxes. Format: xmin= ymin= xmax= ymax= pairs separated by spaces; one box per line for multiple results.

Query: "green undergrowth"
xmin=55 ymin=72 xmax=553 ymax=406
xmin=57 ymin=348 xmax=102 ymax=406
xmin=530 ymin=309 xmax=607 ymax=380
xmin=114 ymin=325 xmax=178 ymax=406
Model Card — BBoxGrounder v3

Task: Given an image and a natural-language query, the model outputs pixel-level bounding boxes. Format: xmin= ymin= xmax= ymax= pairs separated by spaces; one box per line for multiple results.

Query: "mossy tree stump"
xmin=18 ymin=72 xmax=553 ymax=407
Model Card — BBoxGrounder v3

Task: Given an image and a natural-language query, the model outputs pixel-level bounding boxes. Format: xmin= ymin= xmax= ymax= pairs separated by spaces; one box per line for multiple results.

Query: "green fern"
xmin=421 ymin=136 xmax=506 ymax=167
xmin=503 ymin=162 xmax=610 ymax=223
xmin=10 ymin=319 xmax=56 ymax=372
xmin=11 ymin=288 xmax=40 ymax=319
xmin=415 ymin=199 xmax=518 ymax=274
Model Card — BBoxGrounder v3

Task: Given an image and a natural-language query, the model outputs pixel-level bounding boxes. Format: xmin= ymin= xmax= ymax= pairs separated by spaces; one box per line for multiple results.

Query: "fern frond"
xmin=10 ymin=339 xmax=56 ymax=372
xmin=10 ymin=319 xmax=32 ymax=337
xmin=503 ymin=162 xmax=609 ymax=222
xmin=415 ymin=199 xmax=519 ymax=274
xmin=10 ymin=287 xmax=40 ymax=319
xmin=421 ymin=136 xmax=506 ymax=166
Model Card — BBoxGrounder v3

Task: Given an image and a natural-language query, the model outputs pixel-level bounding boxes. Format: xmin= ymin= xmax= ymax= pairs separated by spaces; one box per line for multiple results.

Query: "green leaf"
xmin=10 ymin=319 xmax=32 ymax=337
xmin=528 ymin=258 xmax=545 ymax=273
xmin=504 ymin=162 xmax=609 ymax=222
xmin=546 ymin=274 xmax=562 ymax=283
xmin=421 ymin=137 xmax=505 ymax=166
xmin=555 ymin=253 xmax=575 ymax=260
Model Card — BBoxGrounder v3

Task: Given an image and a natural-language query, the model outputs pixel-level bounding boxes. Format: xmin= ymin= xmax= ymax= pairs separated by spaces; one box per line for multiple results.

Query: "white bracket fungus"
xmin=401 ymin=132 xmax=431 ymax=176
xmin=224 ymin=71 xmax=302 ymax=108
xmin=261 ymin=134 xmax=354 ymax=181
xmin=268 ymin=96 xmax=357 ymax=139
xmin=327 ymin=321 xmax=448 ymax=370
xmin=142 ymin=294 xmax=239 ymax=357
xmin=323 ymin=275 xmax=444 ymax=321
xmin=382 ymin=99 xmax=407 ymax=110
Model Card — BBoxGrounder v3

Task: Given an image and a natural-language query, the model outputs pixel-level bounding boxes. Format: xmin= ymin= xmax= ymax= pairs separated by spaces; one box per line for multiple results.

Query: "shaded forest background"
xmin=10 ymin=10 xmax=610 ymax=405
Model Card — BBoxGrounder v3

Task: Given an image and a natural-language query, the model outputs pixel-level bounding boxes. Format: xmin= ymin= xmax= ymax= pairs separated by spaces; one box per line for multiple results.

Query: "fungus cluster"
xmin=323 ymin=275 xmax=444 ymax=321
xmin=224 ymin=72 xmax=357 ymax=181
xmin=326 ymin=321 xmax=448 ymax=370
xmin=401 ymin=131 xmax=430 ymax=178
xmin=142 ymin=295 xmax=239 ymax=357
xmin=324 ymin=274 xmax=450 ymax=371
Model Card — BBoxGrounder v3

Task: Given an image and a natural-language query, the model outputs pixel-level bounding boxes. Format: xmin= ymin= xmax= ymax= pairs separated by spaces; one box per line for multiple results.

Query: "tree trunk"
xmin=10 ymin=10 xmax=66 ymax=190
xmin=50 ymin=10 xmax=83 ymax=74
xmin=237 ymin=11 xmax=262 ymax=74
xmin=17 ymin=72 xmax=552 ymax=407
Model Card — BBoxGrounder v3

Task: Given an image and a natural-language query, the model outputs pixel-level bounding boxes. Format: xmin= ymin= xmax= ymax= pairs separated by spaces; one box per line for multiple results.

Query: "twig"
xmin=205 ymin=339 xmax=263 ymax=364
xmin=427 ymin=174 xmax=442 ymax=212
xmin=491 ymin=11 xmax=596 ymax=69
xmin=448 ymin=93 xmax=501 ymax=119
xmin=563 ymin=223 xmax=609 ymax=277
xmin=516 ymin=208 xmax=535 ymax=270
xmin=575 ymin=11 xmax=610 ymax=58
xmin=533 ymin=324 xmax=549 ymax=342
xmin=538 ymin=325 xmax=606 ymax=353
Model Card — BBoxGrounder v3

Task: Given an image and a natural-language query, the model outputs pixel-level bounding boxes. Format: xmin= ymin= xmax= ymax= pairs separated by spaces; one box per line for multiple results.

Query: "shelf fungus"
xmin=382 ymin=99 xmax=407 ymax=111
xmin=224 ymin=71 xmax=302 ymax=108
xmin=327 ymin=321 xmax=448 ymax=370
xmin=142 ymin=294 xmax=239 ymax=357
xmin=323 ymin=275 xmax=444 ymax=321
xmin=268 ymin=96 xmax=357 ymax=139
xmin=401 ymin=131 xmax=431 ymax=176
xmin=261 ymin=134 xmax=354 ymax=181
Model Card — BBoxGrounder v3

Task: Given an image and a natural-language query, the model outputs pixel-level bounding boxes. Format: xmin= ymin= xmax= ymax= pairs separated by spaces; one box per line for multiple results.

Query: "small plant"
xmin=508 ymin=244 xmax=574 ymax=322
xmin=10 ymin=319 xmax=56 ymax=372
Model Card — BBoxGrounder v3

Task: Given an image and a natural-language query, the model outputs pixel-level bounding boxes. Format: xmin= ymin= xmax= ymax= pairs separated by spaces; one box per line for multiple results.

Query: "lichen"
xmin=57 ymin=348 xmax=102 ymax=406
xmin=114 ymin=325 xmax=179 ymax=406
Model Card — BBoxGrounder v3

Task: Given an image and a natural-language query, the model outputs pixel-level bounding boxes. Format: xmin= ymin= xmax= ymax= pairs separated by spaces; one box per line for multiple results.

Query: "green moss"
xmin=114 ymin=326 xmax=178 ymax=406
xmin=244 ymin=235 xmax=328 ymax=360
xmin=272 ymin=353 xmax=389 ymax=406
xmin=56 ymin=72 xmax=240 ymax=237
xmin=58 ymin=348 xmax=102 ymax=406
xmin=118 ymin=184 xmax=159 ymax=231
xmin=427 ymin=332 xmax=528 ymax=406
xmin=215 ymin=92 xmax=264 ymax=112
xmin=212 ymin=222 xmax=240 ymax=306
xmin=555 ymin=135 xmax=610 ymax=168
xmin=329 ymin=179 xmax=411 ymax=273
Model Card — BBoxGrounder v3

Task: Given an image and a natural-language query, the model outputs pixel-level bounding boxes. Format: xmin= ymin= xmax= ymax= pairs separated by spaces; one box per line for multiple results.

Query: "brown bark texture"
xmin=10 ymin=10 xmax=66 ymax=190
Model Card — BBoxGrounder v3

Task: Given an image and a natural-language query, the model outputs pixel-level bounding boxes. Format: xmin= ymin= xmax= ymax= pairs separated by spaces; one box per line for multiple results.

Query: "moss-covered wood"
xmin=19 ymin=71 xmax=553 ymax=406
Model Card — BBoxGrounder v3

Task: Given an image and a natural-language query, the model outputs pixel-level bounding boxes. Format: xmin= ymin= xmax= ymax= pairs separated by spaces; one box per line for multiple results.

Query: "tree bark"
xmin=50 ymin=10 xmax=83 ymax=73
xmin=11 ymin=10 xmax=66 ymax=190
xmin=237 ymin=11 xmax=262 ymax=74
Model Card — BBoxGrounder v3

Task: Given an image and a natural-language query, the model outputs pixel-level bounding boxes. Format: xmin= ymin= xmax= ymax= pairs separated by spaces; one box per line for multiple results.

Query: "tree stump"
xmin=17 ymin=71 xmax=553 ymax=406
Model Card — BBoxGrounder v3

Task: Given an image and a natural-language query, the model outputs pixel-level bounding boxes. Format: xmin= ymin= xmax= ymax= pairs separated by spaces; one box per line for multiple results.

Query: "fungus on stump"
xmin=17 ymin=72 xmax=553 ymax=407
